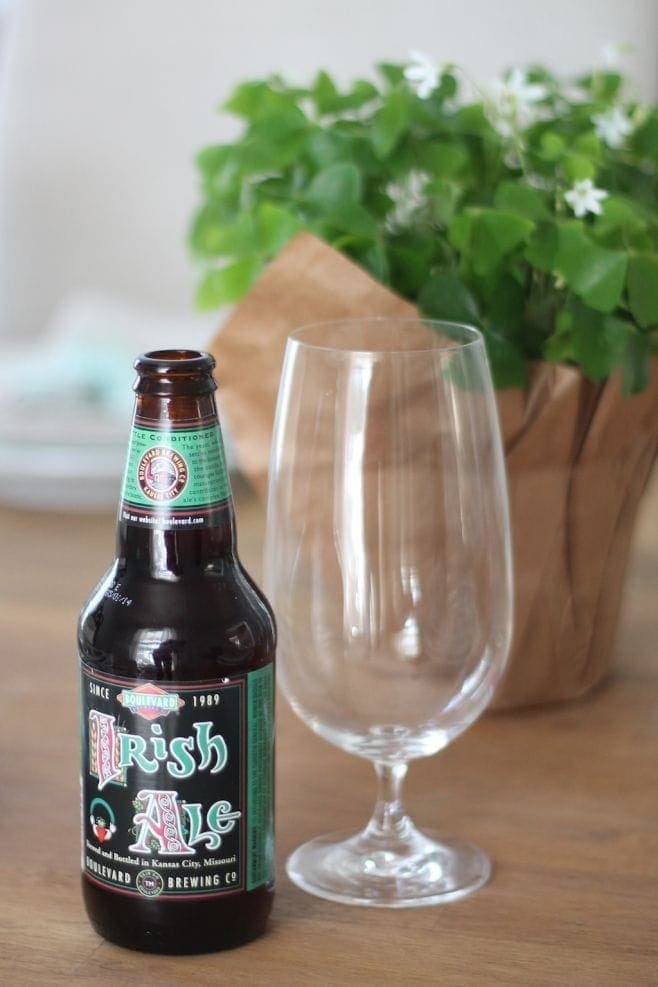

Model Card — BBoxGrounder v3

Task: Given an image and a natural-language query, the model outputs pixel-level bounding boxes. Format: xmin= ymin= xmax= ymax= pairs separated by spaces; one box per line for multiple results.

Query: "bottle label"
xmin=119 ymin=415 xmax=232 ymax=529
xmin=80 ymin=662 xmax=274 ymax=899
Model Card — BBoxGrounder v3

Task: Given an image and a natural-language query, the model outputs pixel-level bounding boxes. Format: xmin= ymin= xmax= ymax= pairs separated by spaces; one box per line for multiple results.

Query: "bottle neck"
xmin=116 ymin=392 xmax=237 ymax=577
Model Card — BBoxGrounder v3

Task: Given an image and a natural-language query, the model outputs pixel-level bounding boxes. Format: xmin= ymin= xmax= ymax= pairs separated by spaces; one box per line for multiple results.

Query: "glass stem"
xmin=363 ymin=762 xmax=414 ymax=848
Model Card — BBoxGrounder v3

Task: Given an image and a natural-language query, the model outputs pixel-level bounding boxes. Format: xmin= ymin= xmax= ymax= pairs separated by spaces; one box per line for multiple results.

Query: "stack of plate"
xmin=0 ymin=403 xmax=127 ymax=511
xmin=0 ymin=292 xmax=215 ymax=511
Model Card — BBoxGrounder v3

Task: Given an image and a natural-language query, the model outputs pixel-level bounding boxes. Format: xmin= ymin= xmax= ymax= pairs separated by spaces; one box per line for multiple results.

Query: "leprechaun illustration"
xmin=90 ymin=798 xmax=117 ymax=844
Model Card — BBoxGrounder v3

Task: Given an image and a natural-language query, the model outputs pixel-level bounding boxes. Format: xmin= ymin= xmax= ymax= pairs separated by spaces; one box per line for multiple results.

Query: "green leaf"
xmin=438 ymin=71 xmax=458 ymax=100
xmin=195 ymin=144 xmax=234 ymax=179
xmin=359 ymin=241 xmax=389 ymax=282
xmin=306 ymin=129 xmax=351 ymax=167
xmin=471 ymin=210 xmax=535 ymax=276
xmin=345 ymin=136 xmax=381 ymax=176
xmin=570 ymin=304 xmax=632 ymax=381
xmin=494 ymin=182 xmax=551 ymax=222
xmin=195 ymin=146 xmax=242 ymax=202
xmin=419 ymin=141 xmax=469 ymax=178
xmin=592 ymin=71 xmax=623 ymax=101
xmin=418 ymin=273 xmax=480 ymax=324
xmin=256 ymin=203 xmax=302 ymax=256
xmin=485 ymin=274 xmax=527 ymax=338
xmin=632 ymin=110 xmax=658 ymax=163
xmin=195 ymin=258 xmax=262 ymax=310
xmin=237 ymin=108 xmax=309 ymax=173
xmin=525 ymin=224 xmax=559 ymax=272
xmin=311 ymin=72 xmax=379 ymax=113
xmin=448 ymin=211 xmax=477 ymax=254
xmin=310 ymin=70 xmax=341 ymax=115
xmin=223 ymin=80 xmax=269 ymax=119
xmin=189 ymin=206 xmax=223 ymax=257
xmin=555 ymin=223 xmax=627 ymax=312
xmin=389 ymin=239 xmax=436 ymax=298
xmin=544 ymin=309 xmax=576 ymax=363
xmin=371 ymin=89 xmax=410 ymax=159
xmin=576 ymin=70 xmax=622 ymax=101
xmin=189 ymin=209 xmax=258 ymax=259
xmin=563 ymin=153 xmax=596 ymax=182
xmin=377 ymin=62 xmax=405 ymax=86
xmin=622 ymin=333 xmax=652 ymax=394
xmin=539 ymin=131 xmax=566 ymax=161
xmin=320 ymin=204 xmax=380 ymax=239
xmin=525 ymin=65 xmax=558 ymax=87
xmin=523 ymin=283 xmax=561 ymax=346
xmin=426 ymin=179 xmax=463 ymax=226
xmin=341 ymin=79 xmax=379 ymax=111
xmin=593 ymin=195 xmax=648 ymax=244
xmin=627 ymin=253 xmax=658 ymax=328
xmin=305 ymin=162 xmax=362 ymax=212
xmin=573 ymin=131 xmax=603 ymax=161
xmin=482 ymin=330 xmax=527 ymax=388
xmin=223 ymin=80 xmax=297 ymax=121
xmin=250 ymin=105 xmax=308 ymax=141
xmin=453 ymin=104 xmax=492 ymax=136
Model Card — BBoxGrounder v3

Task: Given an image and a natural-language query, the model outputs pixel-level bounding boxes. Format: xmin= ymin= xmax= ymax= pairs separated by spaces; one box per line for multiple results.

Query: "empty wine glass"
xmin=264 ymin=317 xmax=513 ymax=907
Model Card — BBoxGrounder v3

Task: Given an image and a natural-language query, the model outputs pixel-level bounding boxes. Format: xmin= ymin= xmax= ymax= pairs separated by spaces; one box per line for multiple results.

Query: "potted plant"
xmin=190 ymin=54 xmax=658 ymax=708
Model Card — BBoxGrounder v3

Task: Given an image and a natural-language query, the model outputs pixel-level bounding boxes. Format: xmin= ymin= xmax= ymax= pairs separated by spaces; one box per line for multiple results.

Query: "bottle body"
xmin=79 ymin=351 xmax=275 ymax=954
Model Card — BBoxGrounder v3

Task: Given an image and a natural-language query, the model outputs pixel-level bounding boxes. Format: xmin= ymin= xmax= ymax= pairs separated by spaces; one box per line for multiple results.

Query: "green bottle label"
xmin=247 ymin=663 xmax=275 ymax=891
xmin=80 ymin=661 xmax=275 ymax=899
xmin=120 ymin=417 xmax=231 ymax=529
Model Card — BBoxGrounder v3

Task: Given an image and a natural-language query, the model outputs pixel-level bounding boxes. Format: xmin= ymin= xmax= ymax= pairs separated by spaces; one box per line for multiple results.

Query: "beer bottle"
xmin=78 ymin=350 xmax=275 ymax=954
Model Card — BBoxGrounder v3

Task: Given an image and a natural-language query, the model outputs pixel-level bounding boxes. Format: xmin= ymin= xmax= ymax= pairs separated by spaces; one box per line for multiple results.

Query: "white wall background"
xmin=0 ymin=0 xmax=656 ymax=341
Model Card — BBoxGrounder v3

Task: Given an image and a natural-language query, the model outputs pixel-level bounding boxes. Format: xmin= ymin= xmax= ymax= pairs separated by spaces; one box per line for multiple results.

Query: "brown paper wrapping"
xmin=495 ymin=362 xmax=658 ymax=708
xmin=208 ymin=232 xmax=658 ymax=709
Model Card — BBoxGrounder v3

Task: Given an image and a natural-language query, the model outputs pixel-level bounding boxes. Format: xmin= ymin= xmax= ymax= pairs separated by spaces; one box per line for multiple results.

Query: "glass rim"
xmin=288 ymin=317 xmax=484 ymax=355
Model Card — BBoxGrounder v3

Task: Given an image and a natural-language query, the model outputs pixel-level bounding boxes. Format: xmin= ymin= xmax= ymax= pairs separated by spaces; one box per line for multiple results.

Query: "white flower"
xmin=489 ymin=67 xmax=548 ymax=135
xmin=601 ymin=42 xmax=634 ymax=69
xmin=601 ymin=43 xmax=621 ymax=69
xmin=404 ymin=50 xmax=439 ymax=100
xmin=592 ymin=106 xmax=633 ymax=148
xmin=564 ymin=179 xmax=608 ymax=218
xmin=493 ymin=116 xmax=514 ymax=139
xmin=386 ymin=170 xmax=429 ymax=230
xmin=492 ymin=68 xmax=547 ymax=114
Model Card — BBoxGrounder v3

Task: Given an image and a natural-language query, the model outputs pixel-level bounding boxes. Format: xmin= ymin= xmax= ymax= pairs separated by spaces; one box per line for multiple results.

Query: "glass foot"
xmin=286 ymin=826 xmax=491 ymax=908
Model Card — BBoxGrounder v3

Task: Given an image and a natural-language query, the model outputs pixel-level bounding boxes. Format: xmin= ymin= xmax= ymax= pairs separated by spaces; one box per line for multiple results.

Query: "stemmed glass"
xmin=264 ymin=317 xmax=513 ymax=907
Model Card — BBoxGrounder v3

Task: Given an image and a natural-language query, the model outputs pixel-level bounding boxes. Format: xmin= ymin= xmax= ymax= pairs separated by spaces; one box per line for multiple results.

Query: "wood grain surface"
xmin=1 ymin=472 xmax=657 ymax=986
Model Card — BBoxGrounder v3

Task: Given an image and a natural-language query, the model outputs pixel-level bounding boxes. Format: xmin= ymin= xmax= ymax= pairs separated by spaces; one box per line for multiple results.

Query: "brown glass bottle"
xmin=78 ymin=350 xmax=275 ymax=954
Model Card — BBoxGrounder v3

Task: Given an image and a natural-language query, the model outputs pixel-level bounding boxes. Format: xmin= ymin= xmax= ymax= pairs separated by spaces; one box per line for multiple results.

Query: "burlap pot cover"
xmin=208 ymin=233 xmax=658 ymax=709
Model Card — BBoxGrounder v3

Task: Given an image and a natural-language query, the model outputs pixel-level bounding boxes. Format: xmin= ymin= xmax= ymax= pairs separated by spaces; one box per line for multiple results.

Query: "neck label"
xmin=120 ymin=420 xmax=231 ymax=529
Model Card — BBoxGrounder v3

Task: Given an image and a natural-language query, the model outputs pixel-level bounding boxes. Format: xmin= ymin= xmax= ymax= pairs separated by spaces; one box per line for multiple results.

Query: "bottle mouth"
xmin=134 ymin=350 xmax=215 ymax=374
xmin=133 ymin=350 xmax=217 ymax=395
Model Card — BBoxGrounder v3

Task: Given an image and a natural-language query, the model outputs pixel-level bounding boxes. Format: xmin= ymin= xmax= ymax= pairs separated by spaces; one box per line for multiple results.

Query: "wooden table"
xmin=2 ymin=472 xmax=657 ymax=986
